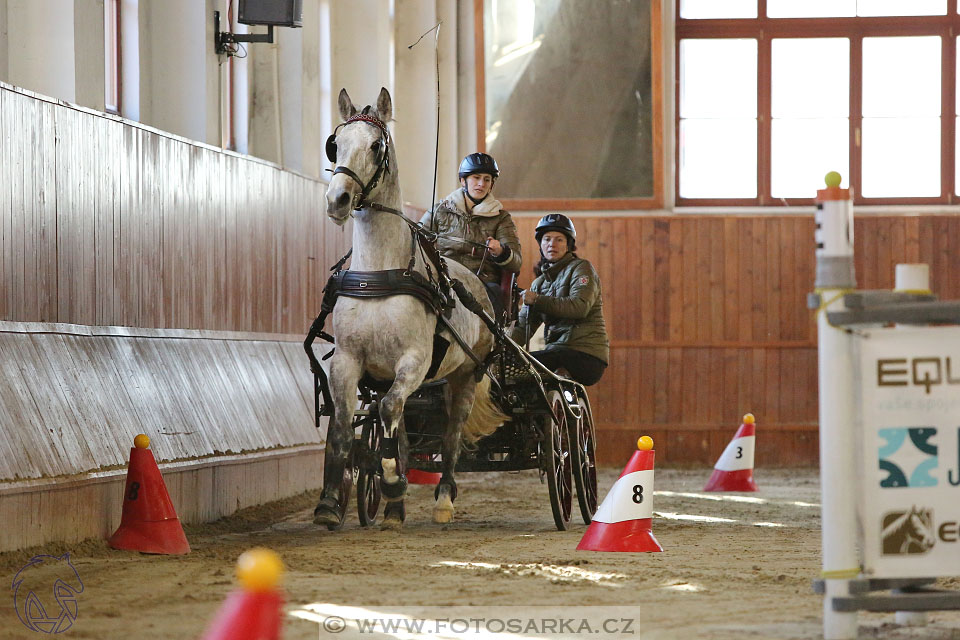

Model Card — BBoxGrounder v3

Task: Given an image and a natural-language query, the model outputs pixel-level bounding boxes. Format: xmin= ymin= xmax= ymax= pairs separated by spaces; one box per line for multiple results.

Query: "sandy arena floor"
xmin=2 ymin=467 xmax=959 ymax=639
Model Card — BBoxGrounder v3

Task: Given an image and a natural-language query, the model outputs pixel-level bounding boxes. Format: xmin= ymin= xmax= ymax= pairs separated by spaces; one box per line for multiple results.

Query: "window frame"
xmin=473 ymin=0 xmax=664 ymax=211
xmin=676 ymin=0 xmax=960 ymax=206
xmin=104 ymin=0 xmax=122 ymax=115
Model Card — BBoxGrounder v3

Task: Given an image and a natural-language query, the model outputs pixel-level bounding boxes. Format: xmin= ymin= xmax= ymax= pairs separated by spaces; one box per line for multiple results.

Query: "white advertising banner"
xmin=856 ymin=326 xmax=960 ymax=578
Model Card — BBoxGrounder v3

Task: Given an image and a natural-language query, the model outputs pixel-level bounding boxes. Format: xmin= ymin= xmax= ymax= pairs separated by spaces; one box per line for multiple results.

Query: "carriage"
xmin=304 ymin=278 xmax=599 ymax=532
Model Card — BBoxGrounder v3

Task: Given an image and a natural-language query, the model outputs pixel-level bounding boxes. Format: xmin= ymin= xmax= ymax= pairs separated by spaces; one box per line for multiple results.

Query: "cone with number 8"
xmin=576 ymin=435 xmax=662 ymax=553
xmin=108 ymin=434 xmax=190 ymax=554
xmin=703 ymin=413 xmax=758 ymax=492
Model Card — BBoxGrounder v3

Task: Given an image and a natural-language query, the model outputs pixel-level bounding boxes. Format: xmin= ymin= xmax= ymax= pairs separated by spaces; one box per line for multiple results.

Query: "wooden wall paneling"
xmin=0 ymin=334 xmax=74 ymax=477
xmin=141 ymin=131 xmax=164 ymax=328
xmin=48 ymin=333 xmax=128 ymax=468
xmin=158 ymin=338 xmax=223 ymax=457
xmin=10 ymin=93 xmax=32 ymax=321
xmin=666 ymin=220 xmax=682 ymax=341
xmin=117 ymin=125 xmax=138 ymax=327
xmin=890 ymin=216 xmax=906 ymax=281
xmin=680 ymin=220 xmax=697 ymax=342
xmin=638 ymin=218 xmax=655 ymax=341
xmin=877 ymin=217 xmax=893 ymax=289
xmin=99 ymin=117 xmax=123 ymax=325
xmin=721 ymin=218 xmax=738 ymax=342
xmin=693 ymin=219 xmax=710 ymax=344
xmin=0 ymin=91 xmax=10 ymax=320
xmin=749 ymin=218 xmax=767 ymax=342
xmin=75 ymin=333 xmax=148 ymax=456
xmin=736 ymin=218 xmax=752 ymax=341
xmin=159 ymin=136 xmax=181 ymax=328
xmin=765 ymin=218 xmax=782 ymax=341
xmin=195 ymin=338 xmax=262 ymax=452
xmin=224 ymin=155 xmax=241 ymax=331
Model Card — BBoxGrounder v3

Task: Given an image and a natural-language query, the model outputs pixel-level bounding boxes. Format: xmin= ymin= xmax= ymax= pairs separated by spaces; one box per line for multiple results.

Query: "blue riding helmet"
xmin=458 ymin=153 xmax=499 ymax=179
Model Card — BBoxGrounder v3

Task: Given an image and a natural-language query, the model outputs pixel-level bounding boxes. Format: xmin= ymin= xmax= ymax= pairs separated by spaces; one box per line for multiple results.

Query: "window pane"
xmin=863 ymin=36 xmax=940 ymax=117
xmin=681 ymin=0 xmax=756 ymax=19
xmin=857 ymin=0 xmax=946 ymax=16
xmin=771 ymin=119 xmax=848 ymax=198
xmin=767 ymin=0 xmax=854 ymax=18
xmin=680 ymin=39 xmax=757 ymax=118
xmin=861 ymin=118 xmax=940 ymax=197
xmin=680 ymin=119 xmax=757 ymax=198
xmin=483 ymin=0 xmax=655 ymax=199
xmin=772 ymin=38 xmax=849 ymax=118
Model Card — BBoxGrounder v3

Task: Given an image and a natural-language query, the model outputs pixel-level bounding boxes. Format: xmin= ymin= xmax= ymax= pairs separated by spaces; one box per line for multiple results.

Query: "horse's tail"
xmin=462 ymin=376 xmax=509 ymax=444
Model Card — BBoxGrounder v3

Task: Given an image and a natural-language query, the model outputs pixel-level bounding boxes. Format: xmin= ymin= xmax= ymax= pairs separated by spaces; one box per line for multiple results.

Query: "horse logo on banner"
xmin=881 ymin=507 xmax=936 ymax=555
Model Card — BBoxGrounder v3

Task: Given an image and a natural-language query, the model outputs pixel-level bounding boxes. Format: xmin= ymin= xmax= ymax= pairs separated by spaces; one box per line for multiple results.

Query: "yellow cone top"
xmin=637 ymin=435 xmax=654 ymax=451
xmin=824 ymin=171 xmax=842 ymax=188
xmin=743 ymin=413 xmax=755 ymax=425
xmin=133 ymin=434 xmax=150 ymax=449
xmin=237 ymin=548 xmax=284 ymax=592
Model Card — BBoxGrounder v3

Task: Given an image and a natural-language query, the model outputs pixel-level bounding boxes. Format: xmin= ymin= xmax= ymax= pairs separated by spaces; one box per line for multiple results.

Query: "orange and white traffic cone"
xmin=577 ymin=436 xmax=662 ymax=553
xmin=201 ymin=548 xmax=285 ymax=640
xmin=704 ymin=413 xmax=758 ymax=492
xmin=108 ymin=434 xmax=190 ymax=555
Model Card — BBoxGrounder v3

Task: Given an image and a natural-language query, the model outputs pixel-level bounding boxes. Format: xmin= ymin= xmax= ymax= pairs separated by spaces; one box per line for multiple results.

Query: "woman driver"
xmin=512 ymin=214 xmax=609 ymax=386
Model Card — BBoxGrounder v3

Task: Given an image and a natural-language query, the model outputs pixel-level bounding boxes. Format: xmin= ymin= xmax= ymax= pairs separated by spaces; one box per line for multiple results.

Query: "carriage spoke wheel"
xmin=544 ymin=390 xmax=573 ymax=531
xmin=571 ymin=395 xmax=599 ymax=524
xmin=355 ymin=411 xmax=383 ymax=527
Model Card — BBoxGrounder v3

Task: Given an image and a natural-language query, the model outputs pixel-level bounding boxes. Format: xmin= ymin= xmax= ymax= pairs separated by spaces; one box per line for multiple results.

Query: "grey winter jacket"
xmin=512 ymin=252 xmax=610 ymax=364
xmin=419 ymin=188 xmax=522 ymax=284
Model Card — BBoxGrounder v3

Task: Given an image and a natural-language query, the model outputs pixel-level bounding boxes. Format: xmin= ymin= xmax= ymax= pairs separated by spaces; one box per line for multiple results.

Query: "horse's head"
xmin=908 ymin=506 xmax=936 ymax=549
xmin=326 ymin=87 xmax=394 ymax=225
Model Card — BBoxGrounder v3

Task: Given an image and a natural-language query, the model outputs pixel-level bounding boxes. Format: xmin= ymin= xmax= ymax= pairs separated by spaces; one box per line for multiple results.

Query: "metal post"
xmin=814 ymin=174 xmax=859 ymax=640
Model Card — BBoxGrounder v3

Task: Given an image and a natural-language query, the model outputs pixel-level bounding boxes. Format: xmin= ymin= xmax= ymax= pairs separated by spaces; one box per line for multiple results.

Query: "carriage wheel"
xmin=571 ymin=394 xmax=599 ymax=524
xmin=543 ymin=390 xmax=573 ymax=531
xmin=355 ymin=411 xmax=383 ymax=527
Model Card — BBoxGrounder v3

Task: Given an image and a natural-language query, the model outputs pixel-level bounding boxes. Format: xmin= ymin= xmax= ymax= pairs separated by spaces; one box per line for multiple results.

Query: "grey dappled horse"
xmin=319 ymin=88 xmax=505 ymax=529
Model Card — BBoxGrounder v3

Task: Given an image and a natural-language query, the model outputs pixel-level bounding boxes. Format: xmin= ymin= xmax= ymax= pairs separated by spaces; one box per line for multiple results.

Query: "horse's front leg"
xmin=379 ymin=353 xmax=430 ymax=530
xmin=434 ymin=367 xmax=476 ymax=524
xmin=314 ymin=352 xmax=362 ymax=529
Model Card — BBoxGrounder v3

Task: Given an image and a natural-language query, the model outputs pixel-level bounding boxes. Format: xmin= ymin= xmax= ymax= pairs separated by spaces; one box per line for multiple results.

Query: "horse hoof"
xmin=380 ymin=516 xmax=403 ymax=531
xmin=433 ymin=495 xmax=454 ymax=524
xmin=313 ymin=504 xmax=344 ymax=530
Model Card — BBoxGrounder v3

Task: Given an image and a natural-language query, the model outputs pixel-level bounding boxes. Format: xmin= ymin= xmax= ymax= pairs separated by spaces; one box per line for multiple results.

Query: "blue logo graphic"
xmin=879 ymin=427 xmax=938 ymax=488
xmin=11 ymin=553 xmax=84 ymax=633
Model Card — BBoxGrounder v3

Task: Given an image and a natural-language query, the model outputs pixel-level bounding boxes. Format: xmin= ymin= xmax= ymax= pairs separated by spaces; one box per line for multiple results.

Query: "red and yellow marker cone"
xmin=704 ymin=414 xmax=758 ymax=492
xmin=108 ymin=434 xmax=190 ymax=555
xmin=577 ymin=436 xmax=663 ymax=553
xmin=201 ymin=548 xmax=285 ymax=640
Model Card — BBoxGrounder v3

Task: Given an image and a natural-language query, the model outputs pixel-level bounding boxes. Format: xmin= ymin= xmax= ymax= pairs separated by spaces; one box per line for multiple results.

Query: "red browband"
xmin=345 ymin=113 xmax=388 ymax=133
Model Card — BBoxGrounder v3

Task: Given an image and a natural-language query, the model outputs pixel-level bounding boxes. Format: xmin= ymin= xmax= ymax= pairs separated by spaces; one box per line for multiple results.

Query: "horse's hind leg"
xmin=314 ymin=353 xmax=362 ymax=529
xmin=434 ymin=368 xmax=476 ymax=524
xmin=379 ymin=353 xmax=429 ymax=530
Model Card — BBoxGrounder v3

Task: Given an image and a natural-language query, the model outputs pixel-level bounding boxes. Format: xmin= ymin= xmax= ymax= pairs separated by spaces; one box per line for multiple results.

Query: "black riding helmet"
xmin=535 ymin=213 xmax=577 ymax=250
xmin=458 ymin=152 xmax=499 ymax=179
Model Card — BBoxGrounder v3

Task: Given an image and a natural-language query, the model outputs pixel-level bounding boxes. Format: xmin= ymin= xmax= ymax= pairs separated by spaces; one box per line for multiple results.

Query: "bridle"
xmin=326 ymin=113 xmax=395 ymax=212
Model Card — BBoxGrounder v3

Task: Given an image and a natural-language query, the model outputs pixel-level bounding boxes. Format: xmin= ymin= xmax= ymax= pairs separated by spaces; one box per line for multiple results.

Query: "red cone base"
xmin=407 ymin=469 xmax=441 ymax=484
xmin=576 ymin=518 xmax=662 ymax=553
xmin=201 ymin=589 xmax=283 ymax=640
xmin=108 ymin=447 xmax=190 ymax=554
xmin=703 ymin=468 xmax=757 ymax=492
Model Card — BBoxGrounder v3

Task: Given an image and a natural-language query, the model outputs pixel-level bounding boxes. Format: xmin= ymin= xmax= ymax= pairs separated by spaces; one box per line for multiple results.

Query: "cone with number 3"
xmin=704 ymin=413 xmax=758 ymax=492
xmin=576 ymin=436 xmax=662 ymax=553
